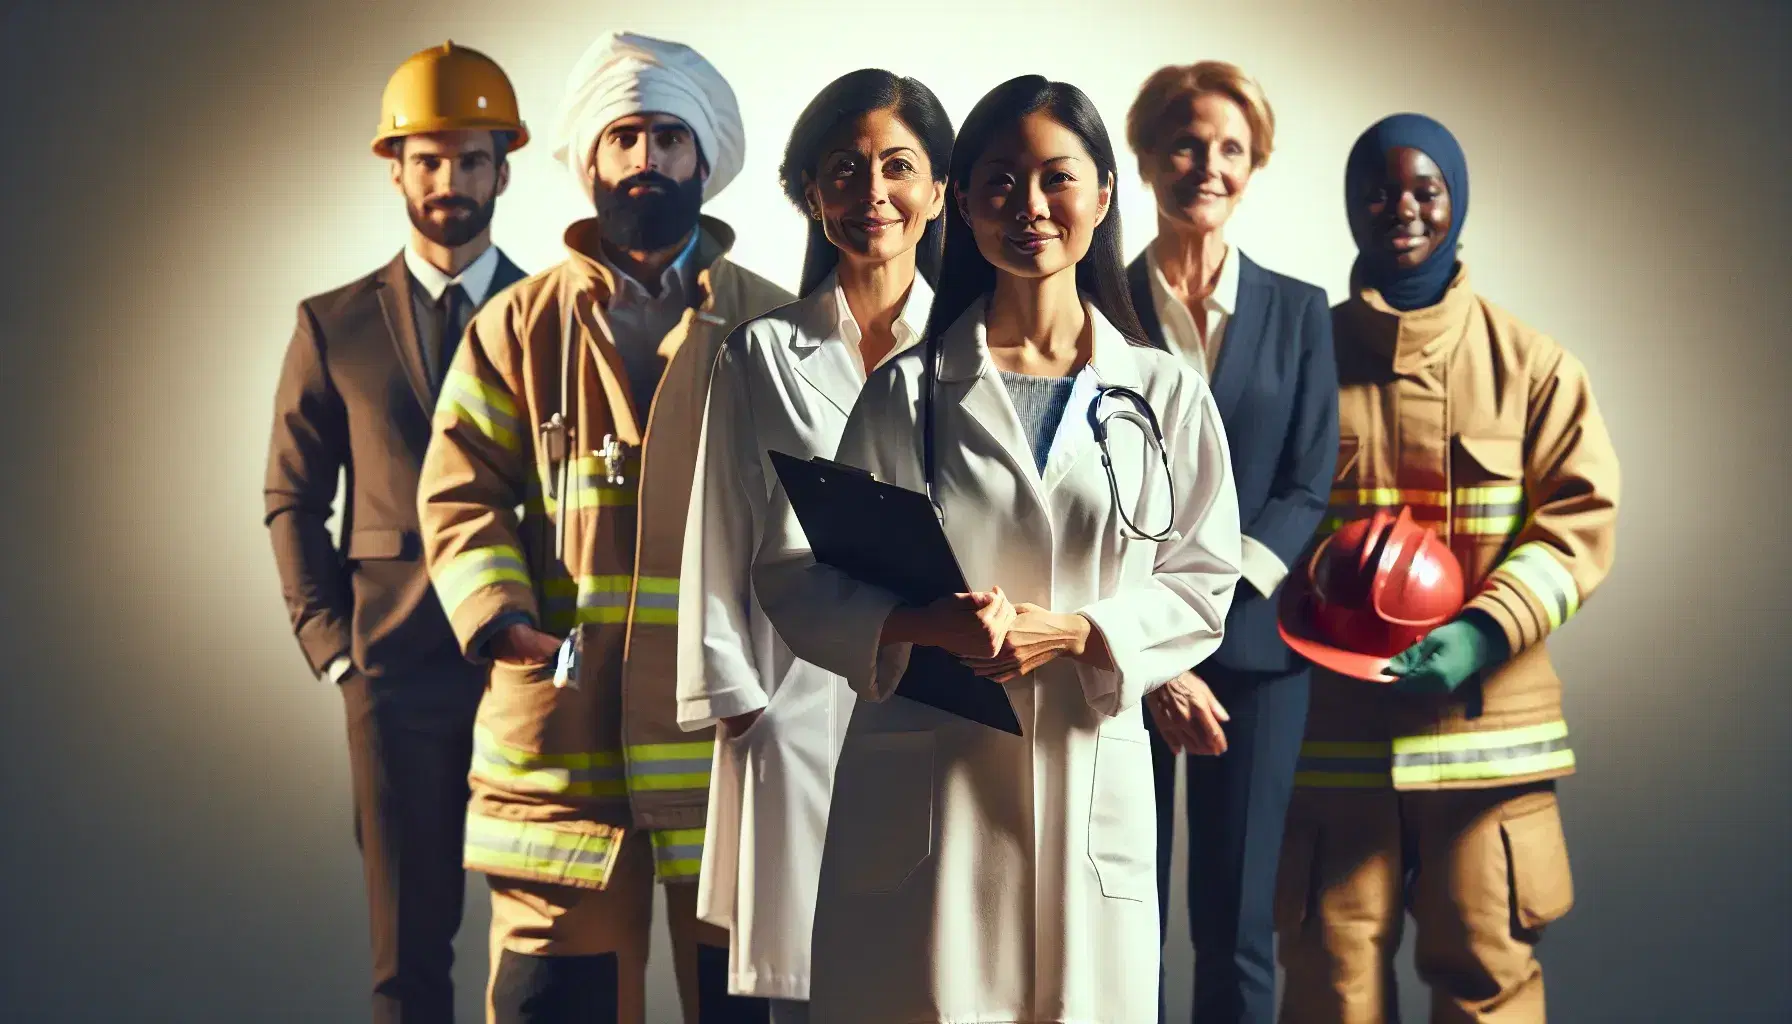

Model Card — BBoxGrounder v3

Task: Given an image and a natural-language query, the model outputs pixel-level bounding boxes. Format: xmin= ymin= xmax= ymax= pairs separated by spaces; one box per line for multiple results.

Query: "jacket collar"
xmin=1341 ymin=260 xmax=1476 ymax=374
xmin=561 ymin=213 xmax=737 ymax=312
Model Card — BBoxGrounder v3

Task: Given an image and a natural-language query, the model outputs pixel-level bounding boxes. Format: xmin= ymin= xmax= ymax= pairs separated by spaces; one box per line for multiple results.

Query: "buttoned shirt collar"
xmin=404 ymin=242 xmax=500 ymax=306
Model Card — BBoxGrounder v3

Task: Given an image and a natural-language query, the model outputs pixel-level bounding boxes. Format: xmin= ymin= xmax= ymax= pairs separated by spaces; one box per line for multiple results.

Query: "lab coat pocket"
xmin=834 ymin=731 xmax=935 ymax=894
xmin=1088 ymin=731 xmax=1155 ymax=902
xmin=724 ymin=677 xmax=784 ymax=749
xmin=1500 ymin=791 xmax=1574 ymax=932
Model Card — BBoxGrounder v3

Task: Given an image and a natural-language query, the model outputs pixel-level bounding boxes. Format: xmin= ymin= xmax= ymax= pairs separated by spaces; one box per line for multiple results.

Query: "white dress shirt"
xmin=404 ymin=242 xmax=502 ymax=306
xmin=1145 ymin=241 xmax=1239 ymax=379
xmin=833 ymin=275 xmax=927 ymax=379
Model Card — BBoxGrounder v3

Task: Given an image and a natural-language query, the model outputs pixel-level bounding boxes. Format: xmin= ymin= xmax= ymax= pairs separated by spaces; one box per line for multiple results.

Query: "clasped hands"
xmin=882 ymin=587 xmax=1109 ymax=684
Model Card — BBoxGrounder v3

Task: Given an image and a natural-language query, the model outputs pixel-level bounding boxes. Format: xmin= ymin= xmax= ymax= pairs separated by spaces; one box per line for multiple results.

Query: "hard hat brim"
xmin=371 ymin=119 xmax=531 ymax=157
xmin=1276 ymin=572 xmax=1398 ymax=683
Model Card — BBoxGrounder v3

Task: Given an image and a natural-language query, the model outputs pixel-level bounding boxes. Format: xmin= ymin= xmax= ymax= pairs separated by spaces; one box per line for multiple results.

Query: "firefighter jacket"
xmin=418 ymin=215 xmax=793 ymax=889
xmin=1297 ymin=265 xmax=1620 ymax=792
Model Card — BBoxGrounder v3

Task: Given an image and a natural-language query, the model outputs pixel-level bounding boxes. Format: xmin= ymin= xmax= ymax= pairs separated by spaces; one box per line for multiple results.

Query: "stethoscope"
xmin=920 ymin=330 xmax=1182 ymax=544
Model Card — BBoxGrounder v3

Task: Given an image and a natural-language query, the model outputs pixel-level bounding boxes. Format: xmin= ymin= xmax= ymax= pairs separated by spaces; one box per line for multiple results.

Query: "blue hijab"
xmin=1344 ymin=113 xmax=1469 ymax=311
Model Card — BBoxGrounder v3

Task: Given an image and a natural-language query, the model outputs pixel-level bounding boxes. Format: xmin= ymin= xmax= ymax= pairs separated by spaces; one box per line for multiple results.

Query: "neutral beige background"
xmin=1 ymin=0 xmax=1787 ymax=1020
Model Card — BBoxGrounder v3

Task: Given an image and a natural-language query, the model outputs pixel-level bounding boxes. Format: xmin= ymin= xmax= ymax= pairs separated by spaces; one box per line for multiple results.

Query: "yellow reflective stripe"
xmin=471 ymin=727 xmax=626 ymax=797
xmin=1295 ymin=740 xmax=1391 ymax=789
xmin=435 ymin=545 xmax=530 ymax=615
xmin=1330 ymin=487 xmax=1447 ymax=507
xmin=626 ymin=740 xmax=714 ymax=794
xmin=632 ymin=576 xmax=679 ymax=626
xmin=1492 ymin=542 xmax=1581 ymax=629
xmin=1391 ymin=748 xmax=1576 ymax=786
xmin=1455 ymin=485 xmax=1524 ymax=504
xmin=630 ymin=741 xmax=715 ymax=760
xmin=539 ymin=575 xmax=680 ymax=632
xmin=1390 ymin=719 xmax=1574 ymax=786
xmin=438 ymin=369 xmax=522 ymax=450
xmin=1392 ymin=720 xmax=1567 ymax=756
xmin=651 ymin=827 xmax=705 ymax=881
xmin=570 ymin=453 xmax=642 ymax=479
xmin=462 ymin=812 xmax=617 ymax=886
xmin=1454 ymin=514 xmax=1523 ymax=536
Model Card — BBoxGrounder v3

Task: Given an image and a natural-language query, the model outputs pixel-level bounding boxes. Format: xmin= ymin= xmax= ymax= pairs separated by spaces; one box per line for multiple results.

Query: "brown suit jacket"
xmin=264 ymin=248 xmax=527 ymax=682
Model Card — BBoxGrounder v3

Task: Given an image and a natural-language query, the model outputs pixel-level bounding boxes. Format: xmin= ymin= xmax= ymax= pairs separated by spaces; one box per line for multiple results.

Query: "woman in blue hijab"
xmin=1343 ymin=113 xmax=1469 ymax=309
xmin=1274 ymin=113 xmax=1621 ymax=1022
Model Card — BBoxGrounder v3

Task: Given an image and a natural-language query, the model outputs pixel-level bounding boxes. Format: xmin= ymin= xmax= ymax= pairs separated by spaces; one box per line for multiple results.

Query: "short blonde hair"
xmin=1125 ymin=61 xmax=1276 ymax=171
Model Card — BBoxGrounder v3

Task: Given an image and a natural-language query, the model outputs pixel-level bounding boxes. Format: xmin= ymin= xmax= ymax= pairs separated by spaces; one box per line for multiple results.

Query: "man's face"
xmin=586 ymin=113 xmax=708 ymax=251
xmin=390 ymin=130 xmax=508 ymax=247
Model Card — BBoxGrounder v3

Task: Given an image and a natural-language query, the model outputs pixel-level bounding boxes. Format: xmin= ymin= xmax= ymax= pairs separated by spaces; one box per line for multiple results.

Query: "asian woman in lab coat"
xmin=752 ymin=75 xmax=1244 ymax=1024
xmin=676 ymin=69 xmax=953 ymax=1024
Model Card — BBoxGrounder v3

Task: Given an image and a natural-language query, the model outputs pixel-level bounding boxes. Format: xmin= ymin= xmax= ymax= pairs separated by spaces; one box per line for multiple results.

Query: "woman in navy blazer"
xmin=1122 ymin=62 xmax=1339 ymax=1024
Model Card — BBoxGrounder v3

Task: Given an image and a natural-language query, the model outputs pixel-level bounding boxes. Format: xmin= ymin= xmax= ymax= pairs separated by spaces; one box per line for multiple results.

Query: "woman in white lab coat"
xmin=676 ymin=69 xmax=953 ymax=1024
xmin=752 ymin=75 xmax=1243 ymax=1024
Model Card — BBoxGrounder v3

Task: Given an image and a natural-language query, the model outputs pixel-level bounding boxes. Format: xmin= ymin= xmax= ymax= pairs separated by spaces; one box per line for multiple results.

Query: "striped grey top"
xmin=997 ymin=370 xmax=1078 ymax=474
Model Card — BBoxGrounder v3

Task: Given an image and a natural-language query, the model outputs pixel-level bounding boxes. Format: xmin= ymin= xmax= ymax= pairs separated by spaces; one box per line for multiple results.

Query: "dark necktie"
xmin=437 ymin=283 xmax=469 ymax=389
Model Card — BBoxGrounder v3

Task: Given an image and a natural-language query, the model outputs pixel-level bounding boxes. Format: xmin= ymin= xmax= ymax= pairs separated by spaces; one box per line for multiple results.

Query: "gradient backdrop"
xmin=2 ymin=0 xmax=1787 ymax=1020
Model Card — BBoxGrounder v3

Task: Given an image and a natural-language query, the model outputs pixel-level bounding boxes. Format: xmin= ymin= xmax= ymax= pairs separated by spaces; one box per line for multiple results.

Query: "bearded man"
xmin=414 ymin=30 xmax=793 ymax=1024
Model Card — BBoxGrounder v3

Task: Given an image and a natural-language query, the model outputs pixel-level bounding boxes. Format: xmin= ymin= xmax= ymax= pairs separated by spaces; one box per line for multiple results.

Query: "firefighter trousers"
xmin=1273 ymin=782 xmax=1574 ymax=1023
xmin=484 ymin=826 xmax=770 ymax=1024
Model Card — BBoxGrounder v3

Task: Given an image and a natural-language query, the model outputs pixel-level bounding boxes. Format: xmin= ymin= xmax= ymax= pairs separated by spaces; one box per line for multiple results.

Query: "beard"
xmin=593 ymin=171 xmax=704 ymax=251
xmin=408 ymin=191 xmax=498 ymax=248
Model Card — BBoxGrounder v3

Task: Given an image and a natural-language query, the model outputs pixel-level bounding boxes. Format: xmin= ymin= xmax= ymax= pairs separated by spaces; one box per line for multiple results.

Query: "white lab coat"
xmin=752 ymin=299 xmax=1243 ymax=1024
xmin=676 ymin=273 xmax=933 ymax=1000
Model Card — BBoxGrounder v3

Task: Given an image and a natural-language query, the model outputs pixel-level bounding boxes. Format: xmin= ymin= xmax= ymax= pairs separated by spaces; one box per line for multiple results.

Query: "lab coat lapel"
xmin=940 ymin=304 xmax=1047 ymax=513
xmin=790 ymin=285 xmax=864 ymax=419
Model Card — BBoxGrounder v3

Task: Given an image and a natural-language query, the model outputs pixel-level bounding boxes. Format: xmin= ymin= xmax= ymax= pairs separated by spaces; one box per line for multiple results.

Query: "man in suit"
xmin=263 ymin=41 xmax=530 ymax=1024
xmin=1122 ymin=63 xmax=1340 ymax=1024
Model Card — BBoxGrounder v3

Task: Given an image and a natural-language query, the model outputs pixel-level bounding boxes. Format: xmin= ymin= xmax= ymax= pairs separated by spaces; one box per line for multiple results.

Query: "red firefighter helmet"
xmin=1277 ymin=506 xmax=1466 ymax=682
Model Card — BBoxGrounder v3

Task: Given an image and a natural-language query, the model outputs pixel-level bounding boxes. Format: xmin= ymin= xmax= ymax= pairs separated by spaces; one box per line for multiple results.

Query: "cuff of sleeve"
xmin=1465 ymin=590 xmax=1529 ymax=658
xmin=469 ymin=611 xmax=533 ymax=663
xmin=450 ymin=586 xmax=538 ymax=664
xmin=1238 ymin=534 xmax=1292 ymax=597
xmin=324 ymin=656 xmax=354 ymax=684
xmin=829 ymin=586 xmax=907 ymax=701
xmin=1068 ymin=607 xmax=1133 ymax=717
xmin=677 ymin=688 xmax=770 ymax=731
xmin=866 ymin=642 xmax=913 ymax=701
xmin=297 ymin=617 xmax=351 ymax=677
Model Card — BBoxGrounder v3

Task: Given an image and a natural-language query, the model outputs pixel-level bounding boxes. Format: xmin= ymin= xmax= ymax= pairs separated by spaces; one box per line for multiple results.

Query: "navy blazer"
xmin=1128 ymin=249 xmax=1339 ymax=676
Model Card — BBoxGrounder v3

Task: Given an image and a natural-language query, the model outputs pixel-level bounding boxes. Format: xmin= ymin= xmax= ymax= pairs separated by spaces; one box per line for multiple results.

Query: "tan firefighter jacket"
xmin=1296 ymin=265 xmax=1620 ymax=792
xmin=418 ymin=215 xmax=793 ymax=889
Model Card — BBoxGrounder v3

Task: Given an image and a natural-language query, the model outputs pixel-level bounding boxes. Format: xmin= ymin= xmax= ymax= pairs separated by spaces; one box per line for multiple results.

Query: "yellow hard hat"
xmin=371 ymin=40 xmax=529 ymax=157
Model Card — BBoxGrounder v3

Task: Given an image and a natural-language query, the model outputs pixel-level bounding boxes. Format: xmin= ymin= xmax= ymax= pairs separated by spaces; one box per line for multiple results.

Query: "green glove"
xmin=1387 ymin=611 xmax=1510 ymax=695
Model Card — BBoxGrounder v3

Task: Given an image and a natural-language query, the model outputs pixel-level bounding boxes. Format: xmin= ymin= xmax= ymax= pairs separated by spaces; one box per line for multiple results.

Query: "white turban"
xmin=551 ymin=30 xmax=745 ymax=202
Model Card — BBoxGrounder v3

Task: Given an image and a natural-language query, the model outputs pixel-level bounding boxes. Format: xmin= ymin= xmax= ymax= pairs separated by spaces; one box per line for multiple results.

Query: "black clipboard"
xmin=767 ymin=449 xmax=1023 ymax=735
